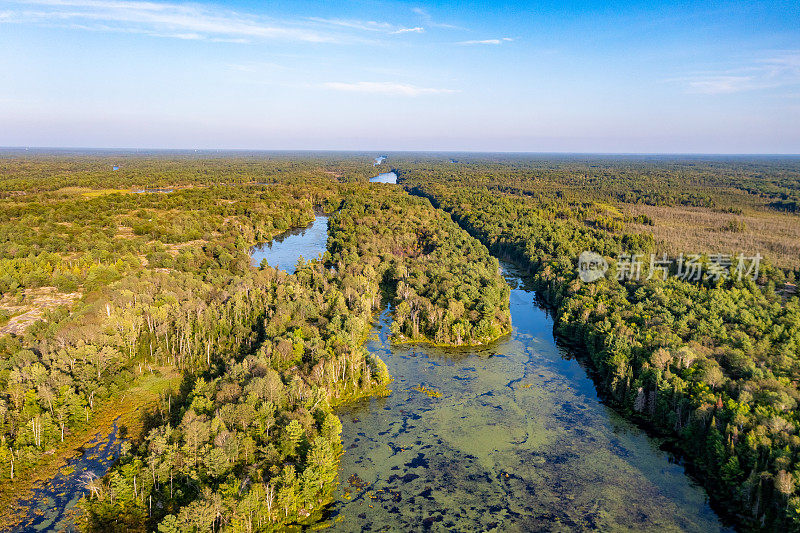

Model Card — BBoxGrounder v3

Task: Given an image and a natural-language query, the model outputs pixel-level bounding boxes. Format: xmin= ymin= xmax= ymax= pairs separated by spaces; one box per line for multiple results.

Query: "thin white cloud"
xmin=679 ymin=51 xmax=800 ymax=95
xmin=61 ymin=21 xmax=210 ymax=40
xmin=2 ymin=0 xmax=392 ymax=43
xmin=686 ymin=76 xmax=755 ymax=95
xmin=323 ymin=81 xmax=457 ymax=96
xmin=2 ymin=1 xmax=461 ymax=44
xmin=165 ymin=32 xmax=201 ymax=40
xmin=457 ymin=37 xmax=513 ymax=45
xmin=308 ymin=17 xmax=424 ymax=36
xmin=759 ymin=52 xmax=800 ymax=78
xmin=411 ymin=6 xmax=461 ymax=30
xmin=306 ymin=17 xmax=392 ymax=32
xmin=392 ymin=26 xmax=424 ymax=34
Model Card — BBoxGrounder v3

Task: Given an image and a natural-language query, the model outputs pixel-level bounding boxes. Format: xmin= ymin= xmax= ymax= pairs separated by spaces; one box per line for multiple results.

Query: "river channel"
xmin=252 ymin=177 xmax=729 ymax=532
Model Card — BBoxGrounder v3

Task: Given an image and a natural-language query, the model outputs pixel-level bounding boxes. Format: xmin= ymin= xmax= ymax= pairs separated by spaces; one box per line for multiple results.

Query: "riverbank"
xmin=327 ymin=261 xmax=728 ymax=531
xmin=390 ymin=326 xmax=512 ymax=348
xmin=0 ymin=368 xmax=180 ymax=531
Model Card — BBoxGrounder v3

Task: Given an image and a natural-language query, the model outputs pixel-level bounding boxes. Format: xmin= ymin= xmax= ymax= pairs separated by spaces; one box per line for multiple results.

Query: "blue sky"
xmin=1 ymin=0 xmax=799 ymax=152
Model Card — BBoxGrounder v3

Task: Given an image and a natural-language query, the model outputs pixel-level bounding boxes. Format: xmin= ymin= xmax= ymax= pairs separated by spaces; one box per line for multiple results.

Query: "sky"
xmin=0 ymin=0 xmax=799 ymax=153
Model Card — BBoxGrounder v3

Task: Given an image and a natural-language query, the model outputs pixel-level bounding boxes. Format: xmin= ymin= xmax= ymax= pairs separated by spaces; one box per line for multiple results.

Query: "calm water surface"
xmin=254 ymin=196 xmax=728 ymax=532
xmin=13 ymin=420 xmax=124 ymax=533
xmin=370 ymin=172 xmax=397 ymax=184
xmin=250 ymin=214 xmax=329 ymax=272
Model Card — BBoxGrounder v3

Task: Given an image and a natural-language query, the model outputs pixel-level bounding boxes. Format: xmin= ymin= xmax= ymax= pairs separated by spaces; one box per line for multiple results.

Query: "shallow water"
xmin=12 ymin=420 xmax=124 ymax=533
xmin=370 ymin=172 xmax=397 ymax=184
xmin=248 ymin=201 xmax=728 ymax=531
xmin=326 ymin=264 xmax=729 ymax=532
xmin=250 ymin=214 xmax=329 ymax=272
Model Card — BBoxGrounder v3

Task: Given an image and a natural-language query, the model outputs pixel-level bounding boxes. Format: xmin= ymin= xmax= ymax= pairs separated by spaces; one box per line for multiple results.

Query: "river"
xmin=253 ymin=186 xmax=730 ymax=532
xmin=327 ymin=264 xmax=727 ymax=531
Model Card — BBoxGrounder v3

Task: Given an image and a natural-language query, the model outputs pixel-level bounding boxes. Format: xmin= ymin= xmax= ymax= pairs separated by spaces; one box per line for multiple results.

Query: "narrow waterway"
xmin=248 ymin=187 xmax=728 ymax=532
xmin=11 ymin=420 xmax=124 ymax=533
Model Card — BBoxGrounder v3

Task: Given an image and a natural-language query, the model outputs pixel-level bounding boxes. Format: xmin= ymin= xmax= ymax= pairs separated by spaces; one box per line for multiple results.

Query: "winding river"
xmin=253 ymin=179 xmax=730 ymax=532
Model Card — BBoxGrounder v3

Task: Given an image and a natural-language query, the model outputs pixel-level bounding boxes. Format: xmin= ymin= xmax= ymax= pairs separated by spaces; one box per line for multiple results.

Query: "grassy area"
xmin=0 ymin=368 xmax=181 ymax=530
xmin=80 ymin=188 xmax=134 ymax=198
xmin=621 ymin=203 xmax=800 ymax=270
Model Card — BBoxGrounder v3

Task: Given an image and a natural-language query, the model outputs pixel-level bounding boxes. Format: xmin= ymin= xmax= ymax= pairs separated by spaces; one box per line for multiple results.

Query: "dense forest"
xmin=0 ymin=153 xmax=512 ymax=531
xmin=393 ymin=155 xmax=800 ymax=531
xmin=390 ymin=155 xmax=800 ymax=270
xmin=83 ymin=257 xmax=392 ymax=530
xmin=327 ymin=188 xmax=510 ymax=346
xmin=0 ymin=157 xmax=357 ymax=528
xmin=387 ymin=153 xmax=800 ymax=211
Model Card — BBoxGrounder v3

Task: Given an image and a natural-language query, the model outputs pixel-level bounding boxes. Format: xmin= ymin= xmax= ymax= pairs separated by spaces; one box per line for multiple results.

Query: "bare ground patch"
xmin=164 ymin=239 xmax=207 ymax=256
xmin=116 ymin=225 xmax=136 ymax=239
xmin=0 ymin=287 xmax=82 ymax=336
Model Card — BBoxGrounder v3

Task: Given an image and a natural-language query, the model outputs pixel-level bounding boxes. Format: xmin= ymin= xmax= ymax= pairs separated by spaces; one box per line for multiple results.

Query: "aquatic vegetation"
xmin=347 ymin=473 xmax=369 ymax=490
xmin=330 ymin=289 xmax=725 ymax=531
xmin=410 ymin=385 xmax=442 ymax=398
xmin=399 ymin=156 xmax=800 ymax=531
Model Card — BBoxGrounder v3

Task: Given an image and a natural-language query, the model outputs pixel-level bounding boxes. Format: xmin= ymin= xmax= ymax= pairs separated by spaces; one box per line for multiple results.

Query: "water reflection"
xmin=250 ymin=214 xmax=329 ymax=272
xmin=13 ymin=420 xmax=124 ymax=533
xmin=370 ymin=172 xmax=397 ymax=184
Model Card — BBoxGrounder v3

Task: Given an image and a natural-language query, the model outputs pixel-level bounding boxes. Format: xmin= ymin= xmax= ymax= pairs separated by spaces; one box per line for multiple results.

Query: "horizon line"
xmin=1 ymin=147 xmax=800 ymax=157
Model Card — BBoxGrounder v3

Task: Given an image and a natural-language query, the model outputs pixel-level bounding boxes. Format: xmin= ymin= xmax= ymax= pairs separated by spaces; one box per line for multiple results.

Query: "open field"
xmin=622 ymin=203 xmax=800 ymax=270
